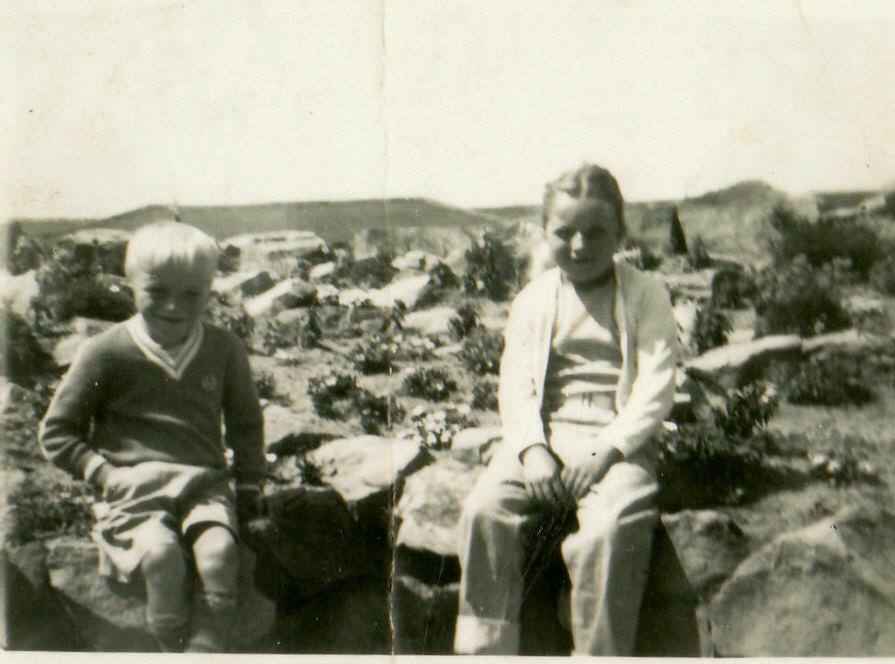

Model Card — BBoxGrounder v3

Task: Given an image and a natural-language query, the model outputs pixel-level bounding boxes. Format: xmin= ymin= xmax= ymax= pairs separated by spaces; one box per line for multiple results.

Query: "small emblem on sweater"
xmin=201 ymin=375 xmax=219 ymax=392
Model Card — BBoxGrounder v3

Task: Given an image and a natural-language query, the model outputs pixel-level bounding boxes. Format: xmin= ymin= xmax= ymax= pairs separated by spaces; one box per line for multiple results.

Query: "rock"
xmin=403 ymin=306 xmax=458 ymax=336
xmin=369 ymin=274 xmax=431 ymax=310
xmin=243 ymin=279 xmax=292 ymax=317
xmin=392 ymin=576 xmax=459 ymax=654
xmin=212 ymin=269 xmax=272 ymax=297
xmin=395 ymin=452 xmax=484 ymax=560
xmin=238 ymin=271 xmax=276 ymax=297
xmin=0 ymin=541 xmax=84 ymax=650
xmin=272 ymin=578 xmax=391 ymax=654
xmin=52 ymin=318 xmax=116 ymax=367
xmin=0 ymin=269 xmax=39 ymax=320
xmin=685 ymin=334 xmax=802 ymax=389
xmin=246 ymin=488 xmax=380 ymax=605
xmin=262 ymin=404 xmax=310 ymax=456
xmin=45 ymin=537 xmax=274 ymax=652
xmin=673 ymin=300 xmax=698 ymax=355
xmin=392 ymin=250 xmax=441 ymax=272
xmin=314 ymin=282 xmax=339 ymax=304
xmin=449 ymin=426 xmax=502 ymax=466
xmin=224 ymin=231 xmax=327 ymax=268
xmin=307 ymin=435 xmax=430 ymax=509
xmin=338 ymin=288 xmax=371 ymax=307
xmin=278 ymin=278 xmax=317 ymax=308
xmin=800 ymin=328 xmax=865 ymax=353
xmin=710 ymin=504 xmax=895 ymax=656
xmin=309 ymin=261 xmax=336 ymax=281
xmin=659 ymin=510 xmax=749 ymax=598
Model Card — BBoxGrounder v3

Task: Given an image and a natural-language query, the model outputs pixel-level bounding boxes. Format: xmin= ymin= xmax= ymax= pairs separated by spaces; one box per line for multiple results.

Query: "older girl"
xmin=454 ymin=164 xmax=678 ymax=655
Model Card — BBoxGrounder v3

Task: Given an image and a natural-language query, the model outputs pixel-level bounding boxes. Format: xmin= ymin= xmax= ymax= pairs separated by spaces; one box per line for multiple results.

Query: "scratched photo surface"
xmin=2 ymin=1 xmax=894 ymax=659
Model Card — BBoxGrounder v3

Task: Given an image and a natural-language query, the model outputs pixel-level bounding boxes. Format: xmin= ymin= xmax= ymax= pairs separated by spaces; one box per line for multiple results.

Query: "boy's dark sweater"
xmin=39 ymin=321 xmax=265 ymax=484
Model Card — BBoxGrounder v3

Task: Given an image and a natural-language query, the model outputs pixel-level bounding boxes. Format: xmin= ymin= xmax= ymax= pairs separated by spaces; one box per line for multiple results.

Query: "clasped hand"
xmin=520 ymin=444 xmax=622 ymax=505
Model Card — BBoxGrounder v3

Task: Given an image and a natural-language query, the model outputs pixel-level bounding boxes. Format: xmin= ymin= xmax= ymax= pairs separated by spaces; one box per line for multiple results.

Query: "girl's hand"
xmin=561 ymin=445 xmax=623 ymax=500
xmin=521 ymin=445 xmax=566 ymax=505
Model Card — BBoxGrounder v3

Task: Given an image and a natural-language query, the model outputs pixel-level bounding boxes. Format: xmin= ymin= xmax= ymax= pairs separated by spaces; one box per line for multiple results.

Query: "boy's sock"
xmin=186 ymin=589 xmax=238 ymax=653
xmin=146 ymin=612 xmax=189 ymax=652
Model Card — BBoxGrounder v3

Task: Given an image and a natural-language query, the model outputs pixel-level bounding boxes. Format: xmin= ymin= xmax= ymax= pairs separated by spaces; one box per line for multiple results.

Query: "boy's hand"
xmin=520 ymin=445 xmax=566 ymax=506
xmin=88 ymin=462 xmax=116 ymax=495
xmin=560 ymin=445 xmax=623 ymax=500
xmin=236 ymin=485 xmax=266 ymax=522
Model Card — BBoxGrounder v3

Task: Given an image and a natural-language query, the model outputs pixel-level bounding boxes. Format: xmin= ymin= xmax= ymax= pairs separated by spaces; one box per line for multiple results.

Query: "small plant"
xmin=403 ymin=404 xmax=473 ymax=449
xmin=449 ymin=303 xmax=480 ymax=340
xmin=752 ymin=255 xmax=850 ymax=337
xmin=429 ymin=261 xmax=460 ymax=289
xmin=257 ymin=318 xmax=300 ymax=356
xmin=299 ymin=306 xmax=323 ymax=349
xmin=253 ymin=369 xmax=278 ymax=400
xmin=354 ymin=388 xmax=405 ymax=435
xmin=690 ymin=302 xmax=732 ymax=355
xmin=308 ymin=371 xmax=358 ymax=419
xmin=462 ymin=231 xmax=521 ymax=302
xmin=777 ymin=350 xmax=874 ymax=406
xmin=459 ymin=327 xmax=504 ymax=375
xmin=712 ymin=381 xmax=779 ymax=439
xmin=471 ymin=377 xmax=498 ymax=411
xmin=403 ymin=366 xmax=458 ymax=401
xmin=807 ymin=443 xmax=877 ymax=486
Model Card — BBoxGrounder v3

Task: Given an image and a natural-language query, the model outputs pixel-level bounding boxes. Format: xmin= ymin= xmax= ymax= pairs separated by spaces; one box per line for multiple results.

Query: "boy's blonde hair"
xmin=124 ymin=220 xmax=219 ymax=282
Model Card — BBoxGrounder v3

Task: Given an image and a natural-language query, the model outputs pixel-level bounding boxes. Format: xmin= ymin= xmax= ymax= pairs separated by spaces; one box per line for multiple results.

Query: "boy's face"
xmin=545 ymin=194 xmax=621 ymax=284
xmin=131 ymin=260 xmax=213 ymax=348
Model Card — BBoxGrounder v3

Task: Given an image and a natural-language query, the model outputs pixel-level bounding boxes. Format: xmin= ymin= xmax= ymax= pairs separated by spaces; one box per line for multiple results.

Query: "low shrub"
xmin=449 ymin=303 xmax=480 ymax=341
xmin=870 ymin=255 xmax=895 ymax=295
xmin=354 ymin=388 xmax=405 ymax=435
xmin=308 ymin=371 xmax=358 ymax=419
xmin=655 ymin=381 xmax=779 ymax=508
xmin=776 ymin=350 xmax=874 ymax=406
xmin=769 ymin=204 xmax=884 ymax=280
xmin=459 ymin=327 xmax=504 ymax=375
xmin=207 ymin=292 xmax=255 ymax=343
xmin=334 ymin=253 xmax=397 ymax=289
xmin=463 ymin=231 xmax=521 ymax=302
xmin=350 ymin=335 xmax=396 ymax=375
xmin=2 ymin=307 xmax=53 ymax=388
xmin=429 ymin=261 xmax=460 ymax=289
xmin=807 ymin=440 xmax=878 ymax=486
xmin=8 ymin=231 xmax=49 ymax=275
xmin=6 ymin=471 xmax=93 ymax=544
xmin=690 ymin=302 xmax=732 ymax=355
xmin=403 ymin=366 xmax=458 ymax=401
xmin=710 ymin=265 xmax=756 ymax=309
xmin=471 ymin=378 xmax=498 ymax=411
xmin=403 ymin=404 xmax=473 ymax=449
xmin=752 ymin=255 xmax=850 ymax=337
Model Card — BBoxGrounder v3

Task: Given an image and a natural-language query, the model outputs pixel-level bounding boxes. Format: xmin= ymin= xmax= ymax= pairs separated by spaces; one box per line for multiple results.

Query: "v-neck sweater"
xmin=39 ymin=321 xmax=265 ymax=484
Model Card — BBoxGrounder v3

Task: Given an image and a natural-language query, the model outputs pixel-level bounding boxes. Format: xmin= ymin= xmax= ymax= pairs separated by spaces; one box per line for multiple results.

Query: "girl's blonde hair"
xmin=541 ymin=163 xmax=626 ymax=236
xmin=527 ymin=164 xmax=627 ymax=280
xmin=124 ymin=220 xmax=219 ymax=282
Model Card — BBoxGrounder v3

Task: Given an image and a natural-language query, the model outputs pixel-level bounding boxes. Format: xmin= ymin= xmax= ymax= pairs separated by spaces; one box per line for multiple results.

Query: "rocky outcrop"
xmin=224 ymin=231 xmax=327 ymax=268
xmin=710 ymin=504 xmax=895 ymax=656
xmin=42 ymin=537 xmax=275 ymax=652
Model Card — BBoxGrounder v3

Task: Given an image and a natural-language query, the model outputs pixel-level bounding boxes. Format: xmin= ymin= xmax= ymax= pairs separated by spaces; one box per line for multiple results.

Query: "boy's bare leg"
xmin=140 ymin=537 xmax=190 ymax=652
xmin=186 ymin=524 xmax=240 ymax=652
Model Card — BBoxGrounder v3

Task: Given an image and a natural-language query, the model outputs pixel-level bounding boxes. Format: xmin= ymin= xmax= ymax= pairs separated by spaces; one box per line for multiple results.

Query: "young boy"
xmin=39 ymin=220 xmax=265 ymax=652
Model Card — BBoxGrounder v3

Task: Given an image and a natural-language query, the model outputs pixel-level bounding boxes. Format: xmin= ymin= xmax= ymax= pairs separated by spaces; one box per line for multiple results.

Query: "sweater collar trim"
xmin=125 ymin=315 xmax=204 ymax=380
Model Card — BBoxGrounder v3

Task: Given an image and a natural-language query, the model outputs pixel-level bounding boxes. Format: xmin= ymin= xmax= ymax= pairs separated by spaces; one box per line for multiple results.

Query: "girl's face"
xmin=545 ymin=194 xmax=622 ymax=284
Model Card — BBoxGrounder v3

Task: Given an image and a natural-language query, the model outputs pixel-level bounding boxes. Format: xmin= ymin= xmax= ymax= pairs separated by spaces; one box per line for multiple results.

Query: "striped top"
xmin=543 ymin=277 xmax=622 ymax=430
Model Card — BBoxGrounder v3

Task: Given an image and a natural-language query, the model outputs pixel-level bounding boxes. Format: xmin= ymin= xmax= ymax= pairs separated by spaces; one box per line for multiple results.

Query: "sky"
xmin=2 ymin=0 xmax=894 ymax=221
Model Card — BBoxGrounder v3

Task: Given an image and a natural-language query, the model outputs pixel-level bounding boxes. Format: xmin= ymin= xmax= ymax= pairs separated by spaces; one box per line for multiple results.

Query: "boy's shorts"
xmin=91 ymin=460 xmax=238 ymax=583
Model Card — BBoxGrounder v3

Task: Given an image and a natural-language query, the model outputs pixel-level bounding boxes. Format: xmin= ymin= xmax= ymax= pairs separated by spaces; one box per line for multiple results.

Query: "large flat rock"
xmin=710 ymin=504 xmax=895 ymax=656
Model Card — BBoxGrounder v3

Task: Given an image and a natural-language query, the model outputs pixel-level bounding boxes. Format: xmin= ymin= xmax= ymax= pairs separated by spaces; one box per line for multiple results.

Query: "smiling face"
xmin=544 ymin=193 xmax=622 ymax=284
xmin=131 ymin=260 xmax=213 ymax=348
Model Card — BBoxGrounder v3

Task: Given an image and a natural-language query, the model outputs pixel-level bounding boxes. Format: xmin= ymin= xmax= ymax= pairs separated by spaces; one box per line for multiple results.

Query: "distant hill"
xmin=9 ymin=198 xmax=499 ymax=245
xmin=812 ymin=190 xmax=880 ymax=214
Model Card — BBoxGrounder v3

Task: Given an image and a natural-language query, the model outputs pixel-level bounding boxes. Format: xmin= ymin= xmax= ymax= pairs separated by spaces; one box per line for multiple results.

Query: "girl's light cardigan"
xmin=498 ymin=257 xmax=678 ymax=462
